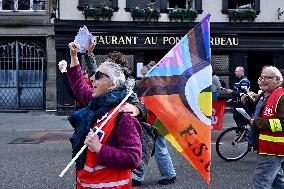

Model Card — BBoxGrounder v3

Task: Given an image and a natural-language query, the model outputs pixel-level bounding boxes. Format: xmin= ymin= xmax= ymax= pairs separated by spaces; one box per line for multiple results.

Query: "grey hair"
xmin=102 ymin=60 xmax=135 ymax=92
xmin=262 ymin=66 xmax=283 ymax=86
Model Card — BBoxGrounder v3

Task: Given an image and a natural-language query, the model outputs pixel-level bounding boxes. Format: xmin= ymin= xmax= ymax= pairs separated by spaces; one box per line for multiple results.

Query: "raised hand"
xmin=69 ymin=42 xmax=80 ymax=57
xmin=68 ymin=42 xmax=80 ymax=67
xmin=87 ymin=40 xmax=96 ymax=56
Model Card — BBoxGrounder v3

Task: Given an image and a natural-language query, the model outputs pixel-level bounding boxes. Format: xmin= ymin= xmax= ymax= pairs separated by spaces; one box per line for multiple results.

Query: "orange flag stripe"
xmin=141 ymin=94 xmax=211 ymax=182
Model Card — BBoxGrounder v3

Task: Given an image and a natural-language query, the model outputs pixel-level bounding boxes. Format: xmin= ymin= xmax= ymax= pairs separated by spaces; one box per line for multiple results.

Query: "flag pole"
xmin=59 ymin=90 xmax=133 ymax=177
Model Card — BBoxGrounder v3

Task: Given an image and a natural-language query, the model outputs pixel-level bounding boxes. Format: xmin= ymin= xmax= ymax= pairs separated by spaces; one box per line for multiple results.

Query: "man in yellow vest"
xmin=250 ymin=66 xmax=284 ymax=189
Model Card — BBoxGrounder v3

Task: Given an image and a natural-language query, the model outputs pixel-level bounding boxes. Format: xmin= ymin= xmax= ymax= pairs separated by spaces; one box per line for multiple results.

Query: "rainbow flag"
xmin=137 ymin=14 xmax=212 ymax=183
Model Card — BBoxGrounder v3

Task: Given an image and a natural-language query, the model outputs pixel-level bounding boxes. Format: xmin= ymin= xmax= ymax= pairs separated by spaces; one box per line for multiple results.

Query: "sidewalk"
xmin=0 ymin=111 xmax=70 ymax=132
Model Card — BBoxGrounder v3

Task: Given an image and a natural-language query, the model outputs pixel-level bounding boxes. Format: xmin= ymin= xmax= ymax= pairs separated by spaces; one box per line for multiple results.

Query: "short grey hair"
xmin=262 ymin=66 xmax=283 ymax=86
xmin=236 ymin=66 xmax=244 ymax=73
xmin=102 ymin=60 xmax=135 ymax=91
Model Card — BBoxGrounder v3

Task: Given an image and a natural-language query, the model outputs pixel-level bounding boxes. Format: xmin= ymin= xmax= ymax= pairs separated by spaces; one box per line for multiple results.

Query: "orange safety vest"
xmin=259 ymin=87 xmax=284 ymax=156
xmin=76 ymin=104 xmax=132 ymax=189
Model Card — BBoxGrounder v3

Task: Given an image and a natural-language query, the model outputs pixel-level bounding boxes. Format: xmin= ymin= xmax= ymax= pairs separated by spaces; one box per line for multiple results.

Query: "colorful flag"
xmin=137 ymin=14 xmax=212 ymax=183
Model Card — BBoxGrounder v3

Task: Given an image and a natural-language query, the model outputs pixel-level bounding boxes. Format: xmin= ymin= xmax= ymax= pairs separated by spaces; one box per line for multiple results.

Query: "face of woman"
xmin=90 ymin=64 xmax=115 ymax=98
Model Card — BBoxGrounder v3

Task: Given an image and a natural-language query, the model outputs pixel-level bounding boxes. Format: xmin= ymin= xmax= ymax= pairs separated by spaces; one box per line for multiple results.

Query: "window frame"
xmin=0 ymin=0 xmax=46 ymax=12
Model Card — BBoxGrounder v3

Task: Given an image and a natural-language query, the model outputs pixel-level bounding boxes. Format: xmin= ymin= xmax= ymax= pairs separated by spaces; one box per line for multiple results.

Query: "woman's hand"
xmin=68 ymin=42 xmax=80 ymax=67
xmin=87 ymin=41 xmax=96 ymax=56
xmin=69 ymin=42 xmax=80 ymax=57
xmin=120 ymin=103 xmax=140 ymax=117
xmin=85 ymin=129 xmax=102 ymax=153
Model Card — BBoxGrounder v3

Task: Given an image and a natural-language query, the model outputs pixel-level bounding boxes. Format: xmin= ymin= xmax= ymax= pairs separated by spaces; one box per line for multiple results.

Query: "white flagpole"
xmin=59 ymin=91 xmax=133 ymax=177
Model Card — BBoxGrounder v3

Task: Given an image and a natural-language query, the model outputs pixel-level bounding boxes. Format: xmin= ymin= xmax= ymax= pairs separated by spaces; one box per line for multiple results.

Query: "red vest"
xmin=76 ymin=104 xmax=132 ymax=189
xmin=259 ymin=88 xmax=284 ymax=156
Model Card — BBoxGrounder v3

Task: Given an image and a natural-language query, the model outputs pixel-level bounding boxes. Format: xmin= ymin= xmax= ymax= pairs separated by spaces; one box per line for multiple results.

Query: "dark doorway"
xmin=144 ymin=50 xmax=168 ymax=65
xmin=247 ymin=52 xmax=272 ymax=92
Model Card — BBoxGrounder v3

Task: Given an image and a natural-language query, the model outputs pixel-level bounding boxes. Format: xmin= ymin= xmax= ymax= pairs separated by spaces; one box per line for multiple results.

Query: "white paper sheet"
xmin=236 ymin=108 xmax=252 ymax=120
xmin=74 ymin=25 xmax=95 ymax=53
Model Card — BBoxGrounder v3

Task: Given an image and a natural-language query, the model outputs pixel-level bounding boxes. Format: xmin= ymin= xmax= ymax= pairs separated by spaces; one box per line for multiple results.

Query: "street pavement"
xmin=0 ymin=111 xmax=257 ymax=189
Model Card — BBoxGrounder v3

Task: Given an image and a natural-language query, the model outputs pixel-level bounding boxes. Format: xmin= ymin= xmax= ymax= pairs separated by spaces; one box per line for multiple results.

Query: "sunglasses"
xmin=93 ymin=71 xmax=110 ymax=80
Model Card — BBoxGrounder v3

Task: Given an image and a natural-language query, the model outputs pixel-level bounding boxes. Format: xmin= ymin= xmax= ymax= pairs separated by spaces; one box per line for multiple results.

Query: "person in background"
xmin=212 ymin=71 xmax=222 ymax=101
xmin=58 ymin=60 xmax=91 ymax=110
xmin=249 ymin=66 xmax=284 ymax=189
xmin=69 ymin=60 xmax=142 ymax=188
xmin=227 ymin=66 xmax=252 ymax=128
xmin=227 ymin=66 xmax=250 ymax=98
xmin=132 ymin=61 xmax=177 ymax=186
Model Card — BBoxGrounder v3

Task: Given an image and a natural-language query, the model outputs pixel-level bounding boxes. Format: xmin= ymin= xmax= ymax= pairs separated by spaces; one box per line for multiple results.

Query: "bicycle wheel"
xmin=216 ymin=127 xmax=249 ymax=161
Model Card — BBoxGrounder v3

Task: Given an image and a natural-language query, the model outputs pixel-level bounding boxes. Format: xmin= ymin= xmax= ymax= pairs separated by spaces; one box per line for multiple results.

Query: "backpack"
xmin=116 ymin=112 xmax=157 ymax=177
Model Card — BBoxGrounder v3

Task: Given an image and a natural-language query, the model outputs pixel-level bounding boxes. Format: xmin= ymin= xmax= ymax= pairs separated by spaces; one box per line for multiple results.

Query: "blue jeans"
xmin=252 ymin=154 xmax=284 ymax=189
xmin=212 ymin=92 xmax=219 ymax=101
xmin=132 ymin=135 xmax=176 ymax=181
xmin=248 ymin=125 xmax=257 ymax=145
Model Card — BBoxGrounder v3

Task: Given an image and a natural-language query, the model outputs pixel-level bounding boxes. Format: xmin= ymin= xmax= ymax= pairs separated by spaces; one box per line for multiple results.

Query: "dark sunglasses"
xmin=94 ymin=71 xmax=110 ymax=80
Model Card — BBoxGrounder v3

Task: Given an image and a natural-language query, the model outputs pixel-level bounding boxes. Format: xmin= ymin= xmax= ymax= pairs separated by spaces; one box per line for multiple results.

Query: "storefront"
xmin=55 ymin=20 xmax=284 ymax=111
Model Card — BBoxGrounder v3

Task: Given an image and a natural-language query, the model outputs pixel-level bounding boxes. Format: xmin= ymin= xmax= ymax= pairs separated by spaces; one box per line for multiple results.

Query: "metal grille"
xmin=211 ymin=55 xmax=230 ymax=88
xmin=211 ymin=55 xmax=229 ymax=73
xmin=0 ymin=40 xmax=46 ymax=110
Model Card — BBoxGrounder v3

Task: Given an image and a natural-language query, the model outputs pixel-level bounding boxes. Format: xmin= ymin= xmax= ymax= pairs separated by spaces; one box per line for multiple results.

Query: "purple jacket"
xmin=67 ymin=65 xmax=93 ymax=106
xmin=67 ymin=65 xmax=142 ymax=169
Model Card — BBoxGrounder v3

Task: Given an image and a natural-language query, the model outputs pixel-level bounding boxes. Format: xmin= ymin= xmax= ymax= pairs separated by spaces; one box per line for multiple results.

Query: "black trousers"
xmin=232 ymin=101 xmax=250 ymax=127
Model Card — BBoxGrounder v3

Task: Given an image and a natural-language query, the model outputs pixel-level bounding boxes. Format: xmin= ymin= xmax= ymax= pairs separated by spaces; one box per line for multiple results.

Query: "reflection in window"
xmin=0 ymin=0 xmax=45 ymax=11
xmin=33 ymin=0 xmax=45 ymax=10
xmin=2 ymin=0 xmax=14 ymax=10
xmin=228 ymin=0 xmax=254 ymax=9
xmin=18 ymin=0 xmax=30 ymax=10
xmin=168 ymin=0 xmax=194 ymax=9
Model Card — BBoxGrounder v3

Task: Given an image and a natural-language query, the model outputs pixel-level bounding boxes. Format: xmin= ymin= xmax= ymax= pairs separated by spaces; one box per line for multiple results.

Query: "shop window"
xmin=0 ymin=0 xmax=45 ymax=11
xmin=78 ymin=0 xmax=118 ymax=11
xmin=222 ymin=0 xmax=260 ymax=13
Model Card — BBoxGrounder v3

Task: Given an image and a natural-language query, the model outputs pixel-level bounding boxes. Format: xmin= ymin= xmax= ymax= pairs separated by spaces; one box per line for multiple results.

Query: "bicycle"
xmin=216 ymin=125 xmax=250 ymax=161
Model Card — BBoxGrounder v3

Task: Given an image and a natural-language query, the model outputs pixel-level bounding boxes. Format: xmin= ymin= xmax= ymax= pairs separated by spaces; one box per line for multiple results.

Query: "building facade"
xmin=0 ymin=0 xmax=58 ymax=111
xmin=0 ymin=0 xmax=284 ymax=111
xmin=57 ymin=0 xmax=284 ymax=111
